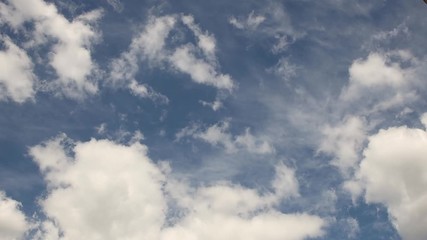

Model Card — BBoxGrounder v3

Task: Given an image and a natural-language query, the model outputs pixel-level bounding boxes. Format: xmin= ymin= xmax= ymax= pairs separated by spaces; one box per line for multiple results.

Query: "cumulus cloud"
xmin=177 ymin=121 xmax=274 ymax=154
xmin=27 ymin=134 xmax=324 ymax=240
xmin=0 ymin=36 xmax=35 ymax=103
xmin=0 ymin=191 xmax=28 ymax=240
xmin=347 ymin=117 xmax=427 ymax=240
xmin=182 ymin=15 xmax=216 ymax=60
xmin=340 ymin=51 xmax=418 ymax=113
xmin=109 ymin=15 xmax=176 ymax=83
xmin=317 ymin=50 xmax=422 ymax=179
xmin=169 ymin=45 xmax=234 ymax=90
xmin=110 ymin=14 xmax=235 ymax=94
xmin=318 ymin=116 xmax=366 ymax=175
xmin=0 ymin=0 xmax=102 ymax=99
xmin=30 ymin=135 xmax=167 ymax=240
xmin=109 ymin=15 xmax=175 ymax=101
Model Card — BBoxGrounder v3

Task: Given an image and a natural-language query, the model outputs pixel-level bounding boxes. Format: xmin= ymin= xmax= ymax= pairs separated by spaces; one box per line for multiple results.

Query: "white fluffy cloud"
xmin=0 ymin=191 xmax=28 ymax=240
xmin=169 ymin=45 xmax=234 ymax=90
xmin=110 ymin=14 xmax=234 ymax=94
xmin=177 ymin=121 xmax=274 ymax=154
xmin=319 ymin=116 xmax=366 ymax=175
xmin=0 ymin=0 xmax=102 ymax=99
xmin=30 ymin=135 xmax=167 ymax=240
xmin=347 ymin=117 xmax=427 ymax=240
xmin=27 ymin=134 xmax=324 ymax=240
xmin=0 ymin=36 xmax=35 ymax=103
xmin=340 ymin=51 xmax=418 ymax=112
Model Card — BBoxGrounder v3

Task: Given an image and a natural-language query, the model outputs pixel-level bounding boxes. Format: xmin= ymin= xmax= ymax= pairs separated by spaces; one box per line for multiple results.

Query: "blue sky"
xmin=1 ymin=0 xmax=427 ymax=239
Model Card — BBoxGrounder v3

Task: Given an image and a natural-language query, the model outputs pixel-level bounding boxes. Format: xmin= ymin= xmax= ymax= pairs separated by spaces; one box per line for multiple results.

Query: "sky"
xmin=1 ymin=0 xmax=427 ymax=239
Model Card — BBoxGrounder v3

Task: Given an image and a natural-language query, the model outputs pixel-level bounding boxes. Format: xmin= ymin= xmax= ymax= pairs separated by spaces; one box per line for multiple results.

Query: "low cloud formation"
xmin=0 ymin=0 xmax=102 ymax=100
xmin=24 ymin=134 xmax=324 ymax=240
xmin=340 ymin=51 xmax=418 ymax=113
xmin=110 ymin=14 xmax=235 ymax=95
xmin=346 ymin=115 xmax=427 ymax=240
xmin=319 ymin=116 xmax=366 ymax=176
xmin=0 ymin=191 xmax=28 ymax=240
xmin=0 ymin=36 xmax=35 ymax=103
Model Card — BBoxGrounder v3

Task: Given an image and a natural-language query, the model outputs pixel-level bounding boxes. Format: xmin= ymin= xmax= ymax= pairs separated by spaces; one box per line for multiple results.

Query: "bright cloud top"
xmin=24 ymin=134 xmax=325 ymax=240
xmin=110 ymin=14 xmax=235 ymax=94
xmin=0 ymin=191 xmax=28 ymax=240
xmin=0 ymin=0 xmax=102 ymax=100
xmin=0 ymin=36 xmax=35 ymax=103
xmin=346 ymin=116 xmax=427 ymax=240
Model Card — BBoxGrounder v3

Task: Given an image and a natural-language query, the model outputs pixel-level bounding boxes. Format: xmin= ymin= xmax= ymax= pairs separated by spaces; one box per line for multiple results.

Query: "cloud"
xmin=318 ymin=116 xmax=366 ymax=175
xmin=0 ymin=36 xmax=35 ymax=103
xmin=177 ymin=121 xmax=275 ymax=154
xmin=314 ymin=50 xmax=422 ymax=179
xmin=105 ymin=0 xmax=123 ymax=12
xmin=269 ymin=57 xmax=297 ymax=82
xmin=182 ymin=15 xmax=216 ymax=60
xmin=229 ymin=11 xmax=266 ymax=31
xmin=340 ymin=51 xmax=418 ymax=112
xmin=200 ymin=100 xmax=223 ymax=111
xmin=347 ymin=117 xmax=427 ymax=240
xmin=128 ymin=80 xmax=169 ymax=104
xmin=169 ymin=45 xmax=234 ymax=90
xmin=0 ymin=0 xmax=102 ymax=100
xmin=0 ymin=191 xmax=28 ymax=240
xmin=27 ymin=134 xmax=324 ymax=240
xmin=228 ymin=5 xmax=299 ymax=54
xmin=30 ymin=135 xmax=167 ymax=240
xmin=110 ymin=14 xmax=235 ymax=93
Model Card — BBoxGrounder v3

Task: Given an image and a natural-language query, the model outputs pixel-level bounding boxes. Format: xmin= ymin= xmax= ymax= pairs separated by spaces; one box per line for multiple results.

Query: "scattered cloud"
xmin=115 ymin=15 xmax=176 ymax=68
xmin=0 ymin=191 xmax=28 ymax=240
xmin=182 ymin=15 xmax=216 ymax=60
xmin=200 ymin=99 xmax=223 ymax=111
xmin=26 ymin=134 xmax=324 ymax=240
xmin=176 ymin=121 xmax=274 ymax=154
xmin=105 ymin=0 xmax=124 ymax=12
xmin=229 ymin=11 xmax=266 ymax=31
xmin=169 ymin=44 xmax=234 ymax=90
xmin=0 ymin=36 xmax=35 ymax=103
xmin=0 ymin=0 xmax=103 ymax=100
xmin=110 ymin=14 xmax=234 ymax=101
xmin=318 ymin=116 xmax=366 ymax=176
xmin=269 ymin=57 xmax=297 ymax=82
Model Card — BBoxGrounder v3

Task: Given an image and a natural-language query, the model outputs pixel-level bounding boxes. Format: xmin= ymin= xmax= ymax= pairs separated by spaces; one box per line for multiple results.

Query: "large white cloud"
xmin=0 ymin=191 xmax=28 ymax=240
xmin=347 ymin=116 xmax=427 ymax=240
xmin=30 ymin=135 xmax=166 ymax=240
xmin=28 ymin=134 xmax=324 ymax=240
xmin=0 ymin=0 xmax=102 ymax=99
xmin=0 ymin=36 xmax=35 ymax=103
